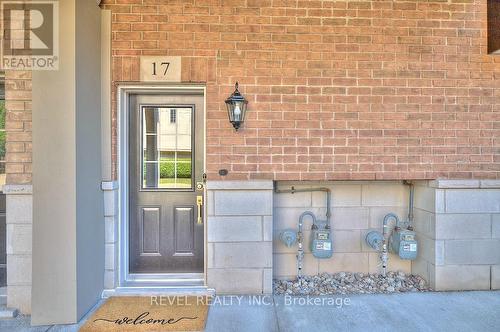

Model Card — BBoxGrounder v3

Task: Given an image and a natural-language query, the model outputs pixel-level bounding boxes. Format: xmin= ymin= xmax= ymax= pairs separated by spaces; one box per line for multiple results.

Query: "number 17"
xmin=152 ymin=62 xmax=170 ymax=76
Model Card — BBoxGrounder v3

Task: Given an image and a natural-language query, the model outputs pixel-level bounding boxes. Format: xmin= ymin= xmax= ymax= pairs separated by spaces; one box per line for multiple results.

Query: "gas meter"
xmin=390 ymin=228 xmax=418 ymax=260
xmin=310 ymin=224 xmax=333 ymax=258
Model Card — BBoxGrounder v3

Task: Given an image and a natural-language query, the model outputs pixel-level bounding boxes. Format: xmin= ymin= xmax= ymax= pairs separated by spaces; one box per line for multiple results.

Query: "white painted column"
xmin=31 ymin=0 xmax=104 ymax=325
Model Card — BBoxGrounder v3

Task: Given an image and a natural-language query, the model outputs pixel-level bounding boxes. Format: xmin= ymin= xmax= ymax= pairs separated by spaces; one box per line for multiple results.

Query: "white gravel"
xmin=274 ymin=271 xmax=429 ymax=295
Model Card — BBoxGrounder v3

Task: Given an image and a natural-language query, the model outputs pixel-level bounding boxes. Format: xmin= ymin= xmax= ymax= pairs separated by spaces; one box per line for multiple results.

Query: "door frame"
xmin=117 ymin=84 xmax=207 ymax=288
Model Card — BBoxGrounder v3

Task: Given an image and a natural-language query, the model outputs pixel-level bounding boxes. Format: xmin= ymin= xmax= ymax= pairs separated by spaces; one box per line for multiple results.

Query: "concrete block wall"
xmin=102 ymin=181 xmax=118 ymax=290
xmin=411 ymin=182 xmax=438 ymax=289
xmin=207 ymin=180 xmax=273 ymax=294
xmin=273 ymin=181 xmax=412 ymax=280
xmin=427 ymin=180 xmax=500 ymax=291
xmin=4 ymin=185 xmax=32 ymax=313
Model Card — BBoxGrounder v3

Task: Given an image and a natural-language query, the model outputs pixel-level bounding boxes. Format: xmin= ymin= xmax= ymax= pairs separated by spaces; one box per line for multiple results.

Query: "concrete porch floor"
xmin=1 ymin=291 xmax=500 ymax=331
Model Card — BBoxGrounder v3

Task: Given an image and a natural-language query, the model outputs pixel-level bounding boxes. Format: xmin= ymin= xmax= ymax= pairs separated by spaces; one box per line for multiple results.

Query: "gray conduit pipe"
xmin=273 ymin=183 xmax=332 ymax=228
xmin=381 ymin=213 xmax=400 ymax=277
xmin=403 ymin=180 xmax=415 ymax=229
xmin=296 ymin=211 xmax=316 ymax=277
xmin=274 ymin=183 xmax=332 ymax=278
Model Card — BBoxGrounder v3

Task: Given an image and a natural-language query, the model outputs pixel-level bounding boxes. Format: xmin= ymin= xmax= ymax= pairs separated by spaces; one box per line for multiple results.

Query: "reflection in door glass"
xmin=142 ymin=107 xmax=193 ymax=189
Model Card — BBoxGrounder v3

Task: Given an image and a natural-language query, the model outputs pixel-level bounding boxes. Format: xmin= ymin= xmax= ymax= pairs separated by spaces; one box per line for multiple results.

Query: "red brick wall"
xmin=102 ymin=0 xmax=500 ymax=181
xmin=4 ymin=71 xmax=32 ymax=185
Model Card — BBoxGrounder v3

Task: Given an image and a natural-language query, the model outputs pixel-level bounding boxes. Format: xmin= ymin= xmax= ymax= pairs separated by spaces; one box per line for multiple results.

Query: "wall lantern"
xmin=225 ymin=82 xmax=248 ymax=131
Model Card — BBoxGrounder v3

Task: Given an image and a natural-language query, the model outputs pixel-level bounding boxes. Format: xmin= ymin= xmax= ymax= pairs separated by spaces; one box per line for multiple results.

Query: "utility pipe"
xmin=274 ymin=183 xmax=332 ymax=278
xmin=381 ymin=213 xmax=400 ymax=277
xmin=273 ymin=183 xmax=331 ymax=228
xmin=296 ymin=211 xmax=317 ymax=278
xmin=383 ymin=213 xmax=401 ymax=236
xmin=403 ymin=180 xmax=415 ymax=229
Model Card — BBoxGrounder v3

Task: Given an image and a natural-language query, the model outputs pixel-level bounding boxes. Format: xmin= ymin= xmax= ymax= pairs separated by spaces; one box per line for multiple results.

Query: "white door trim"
xmin=117 ymin=84 xmax=207 ymax=289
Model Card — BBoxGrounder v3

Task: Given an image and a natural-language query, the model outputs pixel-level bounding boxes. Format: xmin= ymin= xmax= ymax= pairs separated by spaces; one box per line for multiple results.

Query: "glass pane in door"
xmin=142 ymin=106 xmax=193 ymax=189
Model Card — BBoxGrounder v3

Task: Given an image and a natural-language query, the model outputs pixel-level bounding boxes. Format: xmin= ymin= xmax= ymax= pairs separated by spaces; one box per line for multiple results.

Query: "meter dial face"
xmin=317 ymin=232 xmax=329 ymax=240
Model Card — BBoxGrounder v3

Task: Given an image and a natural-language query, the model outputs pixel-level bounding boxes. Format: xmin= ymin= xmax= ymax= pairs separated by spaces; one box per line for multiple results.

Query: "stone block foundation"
xmin=4 ymin=185 xmax=32 ymax=314
xmin=206 ymin=180 xmax=273 ymax=294
xmin=275 ymin=180 xmax=500 ymax=292
xmin=273 ymin=181 xmax=412 ymax=279
xmin=413 ymin=180 xmax=500 ymax=291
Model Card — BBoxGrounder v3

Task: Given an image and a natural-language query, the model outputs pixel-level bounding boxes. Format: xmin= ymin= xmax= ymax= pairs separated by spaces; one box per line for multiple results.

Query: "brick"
xmin=7 ymin=1 xmax=500 ymax=186
xmin=207 ymin=216 xmax=263 ymax=242
xmin=318 ymin=253 xmax=369 ymax=274
xmin=368 ymin=206 xmax=407 ymax=229
xmin=207 ymin=268 xmax=263 ymax=294
xmin=273 ymin=253 xmax=318 ymax=278
xmin=263 ymin=216 xmax=273 ymax=241
xmin=332 ymin=207 xmax=369 ymax=230
xmin=8 ymin=285 xmax=31 ymax=314
xmin=213 ymin=242 xmax=272 ymax=268
xmin=435 ymin=214 xmax=491 ymax=239
xmin=273 ymin=229 xmax=312 ymax=254
xmin=215 ymin=190 xmax=272 ymax=216
xmin=263 ymin=268 xmax=273 ymax=294
xmin=362 ymin=182 xmax=408 ymax=206
xmin=434 ymin=265 xmax=490 ymax=291
xmin=493 ymin=214 xmax=500 ymax=238
xmin=311 ymin=184 xmax=361 ymax=207
xmin=6 ymin=224 xmax=31 ymax=255
xmin=105 ymin=217 xmax=116 ymax=244
xmin=445 ymin=189 xmax=500 ymax=213
xmin=333 ymin=230 xmax=361 ymax=253
xmin=444 ymin=240 xmax=500 ymax=265
xmin=7 ymin=255 xmax=31 ymax=285
xmin=492 ymin=266 xmax=500 ymax=290
xmin=368 ymin=253 xmax=412 ymax=274
xmin=104 ymin=270 xmax=115 ymax=290
xmin=6 ymin=195 xmax=32 ymax=224
xmin=105 ymin=243 xmax=115 ymax=270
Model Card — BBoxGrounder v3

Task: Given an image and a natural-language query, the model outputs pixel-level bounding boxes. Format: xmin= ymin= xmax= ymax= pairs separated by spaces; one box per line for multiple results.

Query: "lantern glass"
xmin=225 ymin=82 xmax=248 ymax=130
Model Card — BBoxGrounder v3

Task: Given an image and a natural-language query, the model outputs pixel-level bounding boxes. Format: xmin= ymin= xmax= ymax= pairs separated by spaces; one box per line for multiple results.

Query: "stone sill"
xmin=2 ymin=185 xmax=33 ymax=195
xmin=206 ymin=180 xmax=273 ymax=190
xmin=101 ymin=181 xmax=118 ymax=191
xmin=429 ymin=179 xmax=500 ymax=189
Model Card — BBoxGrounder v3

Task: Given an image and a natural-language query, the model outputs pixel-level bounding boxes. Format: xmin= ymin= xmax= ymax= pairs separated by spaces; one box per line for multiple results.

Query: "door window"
xmin=141 ymin=106 xmax=193 ymax=190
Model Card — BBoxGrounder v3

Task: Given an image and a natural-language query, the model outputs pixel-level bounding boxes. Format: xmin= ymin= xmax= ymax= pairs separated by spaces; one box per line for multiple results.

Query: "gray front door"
xmin=129 ymin=92 xmax=204 ymax=274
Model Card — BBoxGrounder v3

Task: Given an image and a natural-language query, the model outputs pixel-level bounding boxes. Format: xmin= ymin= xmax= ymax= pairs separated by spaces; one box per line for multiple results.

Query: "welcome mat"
xmin=79 ymin=296 xmax=209 ymax=332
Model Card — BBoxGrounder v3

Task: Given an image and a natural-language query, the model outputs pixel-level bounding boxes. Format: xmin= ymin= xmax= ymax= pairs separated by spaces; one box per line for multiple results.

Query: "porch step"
xmin=103 ymin=286 xmax=216 ymax=298
xmin=0 ymin=306 xmax=18 ymax=319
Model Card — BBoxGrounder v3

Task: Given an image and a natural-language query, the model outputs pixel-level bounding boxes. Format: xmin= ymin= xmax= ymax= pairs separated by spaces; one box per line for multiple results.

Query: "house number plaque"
xmin=140 ymin=56 xmax=181 ymax=82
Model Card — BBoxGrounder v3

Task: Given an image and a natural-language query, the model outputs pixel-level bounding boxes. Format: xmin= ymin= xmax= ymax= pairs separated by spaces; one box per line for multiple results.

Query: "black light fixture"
xmin=225 ymin=82 xmax=248 ymax=131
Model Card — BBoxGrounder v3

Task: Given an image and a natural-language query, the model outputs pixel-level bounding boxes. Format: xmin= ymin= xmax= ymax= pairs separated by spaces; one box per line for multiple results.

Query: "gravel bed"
xmin=274 ymin=271 xmax=429 ymax=295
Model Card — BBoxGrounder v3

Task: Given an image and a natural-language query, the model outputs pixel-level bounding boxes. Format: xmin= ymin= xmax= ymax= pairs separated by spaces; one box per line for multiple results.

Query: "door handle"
xmin=196 ymin=195 xmax=203 ymax=225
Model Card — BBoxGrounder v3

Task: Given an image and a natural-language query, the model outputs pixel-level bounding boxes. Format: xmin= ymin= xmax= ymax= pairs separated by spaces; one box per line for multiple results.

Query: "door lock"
xmin=196 ymin=195 xmax=203 ymax=225
xmin=196 ymin=182 xmax=204 ymax=190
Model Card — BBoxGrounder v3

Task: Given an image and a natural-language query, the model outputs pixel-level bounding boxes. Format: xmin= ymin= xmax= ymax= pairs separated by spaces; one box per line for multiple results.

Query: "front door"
xmin=128 ymin=92 xmax=204 ymax=275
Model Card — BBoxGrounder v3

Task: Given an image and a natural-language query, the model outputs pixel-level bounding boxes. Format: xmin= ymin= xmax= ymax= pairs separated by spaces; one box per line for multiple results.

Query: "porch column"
xmin=31 ymin=0 xmax=103 ymax=325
